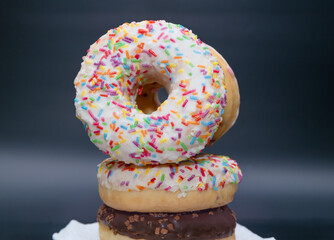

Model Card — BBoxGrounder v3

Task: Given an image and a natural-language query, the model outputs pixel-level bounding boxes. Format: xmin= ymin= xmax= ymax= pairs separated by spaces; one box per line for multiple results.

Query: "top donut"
xmin=74 ymin=20 xmax=227 ymax=165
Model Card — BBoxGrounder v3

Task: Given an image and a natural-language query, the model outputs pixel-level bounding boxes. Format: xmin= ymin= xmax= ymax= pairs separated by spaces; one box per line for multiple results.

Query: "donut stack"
xmin=74 ymin=20 xmax=242 ymax=240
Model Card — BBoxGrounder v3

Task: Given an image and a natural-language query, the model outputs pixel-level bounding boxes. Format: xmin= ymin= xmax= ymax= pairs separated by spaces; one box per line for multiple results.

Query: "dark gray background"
xmin=1 ymin=0 xmax=333 ymax=239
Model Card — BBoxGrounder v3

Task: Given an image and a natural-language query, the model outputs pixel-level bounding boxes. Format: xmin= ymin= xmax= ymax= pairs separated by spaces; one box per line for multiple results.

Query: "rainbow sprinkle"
xmin=97 ymin=154 xmax=242 ymax=195
xmin=74 ymin=20 xmax=227 ymax=165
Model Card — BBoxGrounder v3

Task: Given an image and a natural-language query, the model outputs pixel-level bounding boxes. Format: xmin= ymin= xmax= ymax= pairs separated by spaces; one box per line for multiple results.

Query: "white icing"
xmin=74 ymin=20 xmax=227 ymax=164
xmin=97 ymin=154 xmax=242 ymax=195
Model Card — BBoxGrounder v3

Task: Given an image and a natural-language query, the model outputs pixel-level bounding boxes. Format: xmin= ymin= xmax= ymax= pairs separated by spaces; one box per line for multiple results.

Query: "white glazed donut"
xmin=97 ymin=154 xmax=242 ymax=212
xmin=135 ymin=46 xmax=241 ymax=146
xmin=74 ymin=20 xmax=227 ymax=165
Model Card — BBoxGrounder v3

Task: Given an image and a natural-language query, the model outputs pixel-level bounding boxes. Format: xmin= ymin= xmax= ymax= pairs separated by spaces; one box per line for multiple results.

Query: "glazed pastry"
xmin=208 ymin=46 xmax=240 ymax=144
xmin=98 ymin=154 xmax=242 ymax=212
xmin=137 ymin=46 xmax=240 ymax=145
xmin=97 ymin=204 xmax=237 ymax=240
xmin=71 ymin=19 xmax=243 ymax=240
xmin=74 ymin=20 xmax=239 ymax=165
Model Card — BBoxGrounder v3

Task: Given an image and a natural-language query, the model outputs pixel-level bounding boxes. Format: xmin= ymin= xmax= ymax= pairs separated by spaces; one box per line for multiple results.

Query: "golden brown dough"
xmin=99 ymin=183 xmax=237 ymax=213
xmin=209 ymin=46 xmax=240 ymax=143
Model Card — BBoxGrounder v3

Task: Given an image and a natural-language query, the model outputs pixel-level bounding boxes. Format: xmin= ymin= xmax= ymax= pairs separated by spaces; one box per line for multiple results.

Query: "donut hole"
xmin=157 ymin=87 xmax=168 ymax=105
xmin=136 ymin=83 xmax=169 ymax=114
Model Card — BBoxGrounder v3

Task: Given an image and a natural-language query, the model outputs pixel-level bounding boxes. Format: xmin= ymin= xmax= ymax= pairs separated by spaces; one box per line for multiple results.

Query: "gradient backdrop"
xmin=1 ymin=0 xmax=333 ymax=239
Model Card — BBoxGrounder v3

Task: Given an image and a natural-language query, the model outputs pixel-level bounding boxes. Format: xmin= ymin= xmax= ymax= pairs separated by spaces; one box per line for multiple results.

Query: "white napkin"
xmin=53 ymin=220 xmax=275 ymax=240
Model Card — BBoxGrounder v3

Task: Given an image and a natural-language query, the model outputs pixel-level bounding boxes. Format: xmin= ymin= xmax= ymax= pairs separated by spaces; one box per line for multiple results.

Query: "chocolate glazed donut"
xmin=97 ymin=204 xmax=236 ymax=240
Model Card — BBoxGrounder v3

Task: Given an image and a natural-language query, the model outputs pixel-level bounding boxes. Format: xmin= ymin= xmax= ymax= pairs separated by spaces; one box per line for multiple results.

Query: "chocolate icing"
xmin=97 ymin=204 xmax=236 ymax=240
